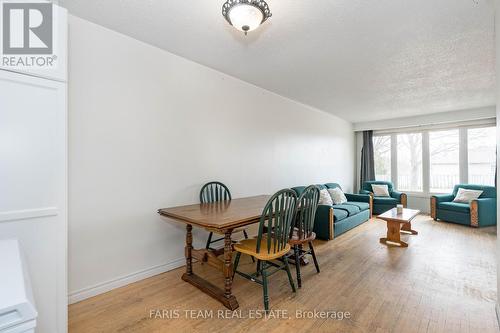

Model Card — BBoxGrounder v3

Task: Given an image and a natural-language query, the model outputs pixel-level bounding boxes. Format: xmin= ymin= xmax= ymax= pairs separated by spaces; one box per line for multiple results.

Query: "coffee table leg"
xmin=401 ymin=221 xmax=418 ymax=235
xmin=380 ymin=220 xmax=408 ymax=247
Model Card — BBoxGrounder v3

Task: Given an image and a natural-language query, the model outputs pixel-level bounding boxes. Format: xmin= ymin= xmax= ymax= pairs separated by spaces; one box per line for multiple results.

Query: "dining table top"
xmin=158 ymin=195 xmax=271 ymax=232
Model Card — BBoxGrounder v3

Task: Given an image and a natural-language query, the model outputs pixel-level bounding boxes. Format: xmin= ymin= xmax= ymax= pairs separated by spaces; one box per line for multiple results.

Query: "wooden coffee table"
xmin=378 ymin=208 xmax=420 ymax=247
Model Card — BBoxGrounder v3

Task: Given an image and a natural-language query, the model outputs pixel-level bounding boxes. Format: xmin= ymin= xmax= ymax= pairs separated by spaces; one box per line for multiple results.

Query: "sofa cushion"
xmin=324 ymin=183 xmax=341 ymax=190
xmin=452 ymin=184 xmax=496 ymax=199
xmin=328 ymin=187 xmax=347 ymax=205
xmin=334 ymin=209 xmax=370 ymax=236
xmin=373 ymin=197 xmax=398 ymax=205
xmin=453 ymin=188 xmax=483 ymax=203
xmin=344 ymin=201 xmax=370 ymax=211
xmin=371 ymin=184 xmax=390 ymax=197
xmin=291 ymin=186 xmax=306 ymax=197
xmin=333 ymin=204 xmax=360 ymax=216
xmin=333 ymin=209 xmax=349 ymax=222
xmin=436 ymin=209 xmax=471 ymax=226
xmin=439 ymin=202 xmax=470 ymax=213
xmin=362 ymin=181 xmax=394 ymax=193
xmin=319 ymin=189 xmax=334 ymax=205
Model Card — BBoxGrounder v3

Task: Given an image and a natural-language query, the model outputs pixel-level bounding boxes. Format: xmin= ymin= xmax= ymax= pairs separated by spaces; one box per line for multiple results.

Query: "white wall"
xmin=67 ymin=16 xmax=355 ymax=302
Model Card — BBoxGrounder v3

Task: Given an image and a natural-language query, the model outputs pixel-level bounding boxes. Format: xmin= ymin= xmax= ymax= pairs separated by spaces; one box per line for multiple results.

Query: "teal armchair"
xmin=431 ymin=184 xmax=497 ymax=227
xmin=360 ymin=181 xmax=407 ymax=215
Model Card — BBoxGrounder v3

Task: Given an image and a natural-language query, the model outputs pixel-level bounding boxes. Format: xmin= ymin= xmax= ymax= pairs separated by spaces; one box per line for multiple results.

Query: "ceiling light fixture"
xmin=222 ymin=0 xmax=272 ymax=35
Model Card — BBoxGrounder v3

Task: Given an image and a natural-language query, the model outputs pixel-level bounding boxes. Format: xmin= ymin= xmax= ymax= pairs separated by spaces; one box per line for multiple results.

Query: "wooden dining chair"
xmin=289 ymin=185 xmax=321 ymax=288
xmin=232 ymin=189 xmax=297 ymax=311
xmin=199 ymin=181 xmax=250 ymax=251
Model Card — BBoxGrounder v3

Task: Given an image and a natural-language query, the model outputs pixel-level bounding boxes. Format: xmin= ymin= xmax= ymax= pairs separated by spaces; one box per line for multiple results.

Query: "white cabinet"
xmin=0 ymin=239 xmax=37 ymax=333
xmin=0 ymin=31 xmax=67 ymax=333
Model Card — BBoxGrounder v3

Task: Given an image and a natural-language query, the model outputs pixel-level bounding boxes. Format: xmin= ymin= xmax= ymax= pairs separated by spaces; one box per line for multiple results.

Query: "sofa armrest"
xmin=471 ymin=198 xmax=497 ymax=227
xmin=359 ymin=189 xmax=372 ymax=195
xmin=346 ymin=193 xmax=373 ymax=218
xmin=345 ymin=193 xmax=370 ymax=203
xmin=314 ymin=205 xmax=334 ymax=240
xmin=391 ymin=191 xmax=408 ymax=207
xmin=430 ymin=194 xmax=454 ymax=220
xmin=432 ymin=194 xmax=454 ymax=203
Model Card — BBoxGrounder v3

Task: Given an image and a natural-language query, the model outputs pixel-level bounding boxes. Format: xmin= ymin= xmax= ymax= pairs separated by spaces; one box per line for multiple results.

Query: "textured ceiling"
xmin=59 ymin=0 xmax=496 ymax=123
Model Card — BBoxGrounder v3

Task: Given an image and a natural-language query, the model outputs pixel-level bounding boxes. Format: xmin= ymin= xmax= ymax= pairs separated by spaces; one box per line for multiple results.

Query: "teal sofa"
xmin=291 ymin=183 xmax=372 ymax=240
xmin=360 ymin=181 xmax=407 ymax=215
xmin=431 ymin=184 xmax=497 ymax=227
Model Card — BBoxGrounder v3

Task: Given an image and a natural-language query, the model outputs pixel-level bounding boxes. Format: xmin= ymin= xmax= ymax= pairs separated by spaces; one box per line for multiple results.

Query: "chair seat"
xmin=438 ymin=201 xmax=470 ymax=213
xmin=333 ymin=209 xmax=349 ymax=222
xmin=333 ymin=204 xmax=360 ymax=216
xmin=344 ymin=201 xmax=370 ymax=211
xmin=234 ymin=238 xmax=291 ymax=260
xmin=373 ymin=197 xmax=398 ymax=205
xmin=289 ymin=227 xmax=316 ymax=245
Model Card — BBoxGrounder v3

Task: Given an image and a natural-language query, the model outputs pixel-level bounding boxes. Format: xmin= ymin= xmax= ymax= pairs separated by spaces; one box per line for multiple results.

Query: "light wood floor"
xmin=69 ymin=215 xmax=499 ymax=333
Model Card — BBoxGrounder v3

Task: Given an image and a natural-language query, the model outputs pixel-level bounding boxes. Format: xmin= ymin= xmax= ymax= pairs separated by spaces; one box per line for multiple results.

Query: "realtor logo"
xmin=2 ymin=2 xmax=53 ymax=54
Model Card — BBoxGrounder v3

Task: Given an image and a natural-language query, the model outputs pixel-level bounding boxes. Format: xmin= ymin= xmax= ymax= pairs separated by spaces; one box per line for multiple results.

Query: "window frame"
xmin=372 ymin=124 xmax=496 ymax=196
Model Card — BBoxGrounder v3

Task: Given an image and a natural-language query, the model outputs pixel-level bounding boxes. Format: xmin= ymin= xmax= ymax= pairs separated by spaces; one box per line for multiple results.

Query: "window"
xmin=373 ymin=135 xmax=391 ymax=181
xmin=367 ymin=123 xmax=496 ymax=194
xmin=429 ymin=130 xmax=459 ymax=193
xmin=468 ymin=127 xmax=496 ymax=186
xmin=397 ymin=133 xmax=422 ymax=192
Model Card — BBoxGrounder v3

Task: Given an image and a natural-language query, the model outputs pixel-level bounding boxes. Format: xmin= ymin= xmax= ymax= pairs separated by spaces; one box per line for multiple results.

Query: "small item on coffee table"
xmin=396 ymin=204 xmax=403 ymax=214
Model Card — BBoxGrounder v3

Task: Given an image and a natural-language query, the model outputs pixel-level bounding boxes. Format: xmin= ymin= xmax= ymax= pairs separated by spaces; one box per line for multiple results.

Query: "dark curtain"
xmin=360 ymin=130 xmax=375 ymax=187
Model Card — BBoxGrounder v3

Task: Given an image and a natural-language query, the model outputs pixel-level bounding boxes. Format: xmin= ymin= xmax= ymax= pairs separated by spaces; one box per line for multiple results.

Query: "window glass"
xmin=397 ymin=133 xmax=423 ymax=191
xmin=468 ymin=127 xmax=496 ymax=186
xmin=429 ymin=130 xmax=459 ymax=193
xmin=373 ymin=135 xmax=391 ymax=181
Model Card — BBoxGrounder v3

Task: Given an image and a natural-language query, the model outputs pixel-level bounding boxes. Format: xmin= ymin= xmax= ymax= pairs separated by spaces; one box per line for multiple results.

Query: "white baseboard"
xmin=68 ymin=257 xmax=185 ymax=304
xmin=496 ymin=303 xmax=500 ymax=329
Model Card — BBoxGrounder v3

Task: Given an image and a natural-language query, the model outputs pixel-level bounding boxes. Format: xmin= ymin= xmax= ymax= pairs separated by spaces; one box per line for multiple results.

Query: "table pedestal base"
xmin=380 ymin=220 xmax=416 ymax=248
xmin=379 ymin=237 xmax=408 ymax=247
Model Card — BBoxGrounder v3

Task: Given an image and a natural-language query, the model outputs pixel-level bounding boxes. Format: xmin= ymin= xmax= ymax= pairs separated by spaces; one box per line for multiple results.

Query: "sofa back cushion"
xmin=291 ymin=186 xmax=306 ymax=197
xmin=318 ymin=189 xmax=334 ymax=206
xmin=328 ymin=187 xmax=348 ymax=204
xmin=362 ymin=181 xmax=394 ymax=193
xmin=371 ymin=184 xmax=390 ymax=197
xmin=292 ymin=184 xmax=326 ymax=197
xmin=453 ymin=188 xmax=483 ymax=203
xmin=325 ymin=183 xmax=342 ymax=190
xmin=452 ymin=184 xmax=496 ymax=199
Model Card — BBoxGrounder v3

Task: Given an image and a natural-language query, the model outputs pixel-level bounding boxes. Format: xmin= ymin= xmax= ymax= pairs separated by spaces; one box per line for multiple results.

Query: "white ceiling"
xmin=59 ymin=0 xmax=496 ymax=123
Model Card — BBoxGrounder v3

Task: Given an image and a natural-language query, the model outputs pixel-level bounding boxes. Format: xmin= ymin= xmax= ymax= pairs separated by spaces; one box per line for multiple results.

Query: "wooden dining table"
xmin=157 ymin=195 xmax=271 ymax=310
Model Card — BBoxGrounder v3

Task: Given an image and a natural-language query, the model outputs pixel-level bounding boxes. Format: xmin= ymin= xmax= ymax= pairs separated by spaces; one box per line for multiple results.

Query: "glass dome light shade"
xmin=228 ymin=4 xmax=264 ymax=33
